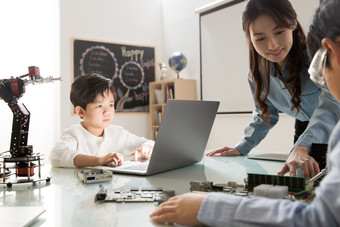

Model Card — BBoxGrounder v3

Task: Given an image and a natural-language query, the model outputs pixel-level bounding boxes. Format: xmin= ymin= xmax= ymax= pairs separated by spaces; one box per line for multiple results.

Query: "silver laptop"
xmin=98 ymin=99 xmax=219 ymax=175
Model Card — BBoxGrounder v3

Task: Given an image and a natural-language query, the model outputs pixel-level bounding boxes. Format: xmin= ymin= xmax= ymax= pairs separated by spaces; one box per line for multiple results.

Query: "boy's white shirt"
xmin=49 ymin=123 xmax=154 ymax=168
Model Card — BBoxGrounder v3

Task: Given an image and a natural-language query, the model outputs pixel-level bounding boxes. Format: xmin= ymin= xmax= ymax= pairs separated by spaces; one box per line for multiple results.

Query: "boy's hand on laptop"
xmin=131 ymin=145 xmax=153 ymax=161
xmin=100 ymin=152 xmax=124 ymax=166
xmin=206 ymin=147 xmax=241 ymax=156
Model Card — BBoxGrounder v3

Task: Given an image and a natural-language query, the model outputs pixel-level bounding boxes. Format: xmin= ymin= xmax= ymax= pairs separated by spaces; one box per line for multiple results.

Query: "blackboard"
xmin=73 ymin=38 xmax=156 ymax=112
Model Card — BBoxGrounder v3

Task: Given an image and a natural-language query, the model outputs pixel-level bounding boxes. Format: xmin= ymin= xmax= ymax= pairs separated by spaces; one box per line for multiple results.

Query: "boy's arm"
xmin=49 ymin=132 xmax=79 ymax=168
xmin=74 ymin=154 xmax=102 ymax=167
xmin=74 ymin=153 xmax=123 ymax=167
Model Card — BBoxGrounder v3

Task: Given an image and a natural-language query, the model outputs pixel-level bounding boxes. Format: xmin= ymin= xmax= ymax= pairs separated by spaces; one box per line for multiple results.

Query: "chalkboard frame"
xmin=72 ymin=37 xmax=156 ymax=113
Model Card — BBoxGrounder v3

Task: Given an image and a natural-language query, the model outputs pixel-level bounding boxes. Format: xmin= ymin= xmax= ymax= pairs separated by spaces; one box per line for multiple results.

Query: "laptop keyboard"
xmin=120 ymin=162 xmax=148 ymax=171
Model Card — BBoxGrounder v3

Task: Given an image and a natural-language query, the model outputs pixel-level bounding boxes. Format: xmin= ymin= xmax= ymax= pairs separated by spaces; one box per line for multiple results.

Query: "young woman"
xmin=207 ymin=0 xmax=340 ymax=178
xmin=150 ymin=0 xmax=340 ymax=225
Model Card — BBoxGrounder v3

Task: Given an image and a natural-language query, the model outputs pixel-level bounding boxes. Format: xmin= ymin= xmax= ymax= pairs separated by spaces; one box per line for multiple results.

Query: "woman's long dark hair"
xmin=242 ymin=0 xmax=306 ymax=123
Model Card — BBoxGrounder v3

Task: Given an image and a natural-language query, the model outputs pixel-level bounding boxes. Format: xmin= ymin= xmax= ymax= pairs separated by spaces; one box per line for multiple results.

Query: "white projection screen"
xmin=198 ymin=0 xmax=320 ymax=113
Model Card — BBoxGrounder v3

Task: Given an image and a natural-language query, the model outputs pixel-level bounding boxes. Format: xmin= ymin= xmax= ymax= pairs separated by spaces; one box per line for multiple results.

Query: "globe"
xmin=168 ymin=52 xmax=187 ymax=78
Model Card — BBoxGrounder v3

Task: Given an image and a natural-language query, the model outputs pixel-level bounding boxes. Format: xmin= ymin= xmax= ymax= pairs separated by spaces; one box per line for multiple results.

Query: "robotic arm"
xmin=0 ymin=75 xmax=25 ymax=104
xmin=0 ymin=66 xmax=61 ymax=157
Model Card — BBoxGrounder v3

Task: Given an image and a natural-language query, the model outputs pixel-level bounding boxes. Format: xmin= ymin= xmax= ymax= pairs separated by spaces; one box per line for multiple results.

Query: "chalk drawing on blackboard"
xmin=73 ymin=38 xmax=156 ymax=113
xmin=116 ymin=88 xmax=132 ymax=112
xmin=79 ymin=45 xmax=119 ymax=80
xmin=115 ymin=61 xmax=145 ymax=111
xmin=119 ymin=61 xmax=144 ymax=90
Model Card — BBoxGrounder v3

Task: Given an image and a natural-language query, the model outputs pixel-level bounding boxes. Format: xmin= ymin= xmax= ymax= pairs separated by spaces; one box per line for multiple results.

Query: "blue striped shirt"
xmin=198 ymin=121 xmax=340 ymax=226
xmin=235 ymin=58 xmax=340 ymax=155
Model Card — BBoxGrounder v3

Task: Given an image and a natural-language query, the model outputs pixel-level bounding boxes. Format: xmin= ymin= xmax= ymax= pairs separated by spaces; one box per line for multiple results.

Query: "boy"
xmin=50 ymin=73 xmax=154 ymax=168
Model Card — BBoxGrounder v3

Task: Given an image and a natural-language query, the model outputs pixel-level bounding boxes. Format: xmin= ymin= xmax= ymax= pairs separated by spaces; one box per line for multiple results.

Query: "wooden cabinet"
xmin=149 ymin=79 xmax=196 ymax=140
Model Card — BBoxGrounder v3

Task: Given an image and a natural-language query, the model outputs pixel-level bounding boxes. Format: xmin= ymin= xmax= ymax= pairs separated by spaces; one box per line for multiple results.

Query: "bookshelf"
xmin=149 ymin=78 xmax=197 ymax=140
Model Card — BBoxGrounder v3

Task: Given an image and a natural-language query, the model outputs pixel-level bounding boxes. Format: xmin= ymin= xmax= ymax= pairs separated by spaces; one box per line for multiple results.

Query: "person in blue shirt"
xmin=206 ymin=0 xmax=340 ymax=178
xmin=150 ymin=0 xmax=340 ymax=225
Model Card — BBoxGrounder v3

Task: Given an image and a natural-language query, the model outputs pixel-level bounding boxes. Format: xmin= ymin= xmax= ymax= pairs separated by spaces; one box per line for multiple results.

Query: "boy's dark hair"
xmin=70 ymin=73 xmax=116 ymax=109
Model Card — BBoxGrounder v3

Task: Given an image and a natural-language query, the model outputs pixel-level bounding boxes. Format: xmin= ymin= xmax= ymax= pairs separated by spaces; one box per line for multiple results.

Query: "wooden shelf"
xmin=149 ymin=78 xmax=196 ymax=140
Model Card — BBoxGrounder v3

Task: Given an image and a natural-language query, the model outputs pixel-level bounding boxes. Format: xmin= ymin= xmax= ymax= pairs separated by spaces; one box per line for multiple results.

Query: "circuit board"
xmin=189 ymin=171 xmax=324 ymax=203
xmin=95 ymin=185 xmax=175 ymax=205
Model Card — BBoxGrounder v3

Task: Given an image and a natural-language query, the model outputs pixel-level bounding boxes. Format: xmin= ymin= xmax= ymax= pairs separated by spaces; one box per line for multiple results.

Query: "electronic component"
xmin=77 ymin=169 xmax=113 ymax=184
xmin=253 ymin=184 xmax=288 ymax=199
xmin=306 ymin=168 xmax=327 ymax=184
xmin=190 ymin=181 xmax=233 ymax=192
xmin=189 ymin=172 xmax=317 ymax=202
xmin=247 ymin=173 xmax=309 ymax=192
xmin=95 ymin=185 xmax=175 ymax=204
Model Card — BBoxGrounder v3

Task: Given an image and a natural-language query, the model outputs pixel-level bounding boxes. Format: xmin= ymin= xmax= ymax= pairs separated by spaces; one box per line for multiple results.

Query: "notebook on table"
xmin=247 ymin=153 xmax=289 ymax=162
xmin=0 ymin=206 xmax=45 ymax=226
xmin=98 ymin=99 xmax=219 ymax=176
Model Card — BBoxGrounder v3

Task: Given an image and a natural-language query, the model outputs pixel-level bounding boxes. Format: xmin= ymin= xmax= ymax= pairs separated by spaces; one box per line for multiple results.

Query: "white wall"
xmin=161 ymin=0 xmax=215 ymax=84
xmin=0 ymin=0 xmax=60 ymax=156
xmin=0 ymin=0 xmax=307 ymax=157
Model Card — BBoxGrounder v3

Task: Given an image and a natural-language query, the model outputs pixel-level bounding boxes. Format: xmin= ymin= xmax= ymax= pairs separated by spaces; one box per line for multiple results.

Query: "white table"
xmin=0 ymin=154 xmax=285 ymax=227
